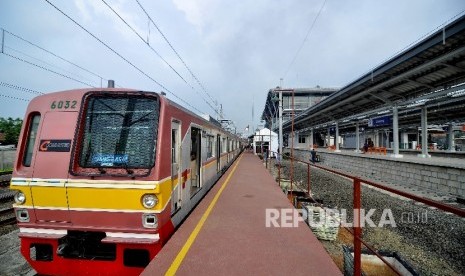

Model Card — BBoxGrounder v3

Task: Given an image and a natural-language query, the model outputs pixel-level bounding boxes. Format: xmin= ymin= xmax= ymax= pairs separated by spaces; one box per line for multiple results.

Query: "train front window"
xmin=78 ymin=95 xmax=159 ymax=169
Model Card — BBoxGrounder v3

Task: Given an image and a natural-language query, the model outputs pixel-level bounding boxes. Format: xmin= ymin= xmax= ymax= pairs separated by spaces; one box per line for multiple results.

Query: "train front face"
xmin=10 ymin=89 xmax=172 ymax=276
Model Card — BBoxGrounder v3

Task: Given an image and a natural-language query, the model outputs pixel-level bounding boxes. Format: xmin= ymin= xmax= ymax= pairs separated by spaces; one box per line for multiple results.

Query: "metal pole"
xmin=355 ymin=122 xmax=361 ymax=153
xmin=290 ymin=90 xmax=295 ymax=201
xmin=307 ymin=163 xmax=310 ymax=195
xmin=310 ymin=128 xmax=314 ymax=149
xmin=419 ymin=106 xmax=430 ymax=158
xmin=392 ymin=105 xmax=402 ymax=158
xmin=1 ymin=29 xmax=4 ymax=54
xmin=448 ymin=123 xmax=455 ymax=152
xmin=279 ymin=89 xmax=283 ymax=157
xmin=269 ymin=118 xmax=272 ymax=159
xmin=353 ymin=177 xmax=362 ymax=276
xmin=327 ymin=127 xmax=330 ymax=147
xmin=335 ymin=121 xmax=340 ymax=152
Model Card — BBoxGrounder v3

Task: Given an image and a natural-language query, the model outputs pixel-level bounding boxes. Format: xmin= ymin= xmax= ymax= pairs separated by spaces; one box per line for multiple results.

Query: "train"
xmin=10 ymin=88 xmax=243 ymax=275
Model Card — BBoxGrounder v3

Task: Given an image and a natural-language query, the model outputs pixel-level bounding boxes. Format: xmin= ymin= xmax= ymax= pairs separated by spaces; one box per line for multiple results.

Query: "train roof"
xmin=27 ymin=88 xmax=240 ymax=139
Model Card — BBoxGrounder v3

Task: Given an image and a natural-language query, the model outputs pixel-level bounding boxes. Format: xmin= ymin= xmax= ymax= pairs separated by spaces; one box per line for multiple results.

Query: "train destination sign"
xmin=39 ymin=139 xmax=72 ymax=152
xmin=91 ymin=153 xmax=129 ymax=167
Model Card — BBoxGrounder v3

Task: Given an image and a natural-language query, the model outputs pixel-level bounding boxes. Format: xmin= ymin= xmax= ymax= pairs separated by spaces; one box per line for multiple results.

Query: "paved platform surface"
xmin=311 ymin=148 xmax=465 ymax=169
xmin=142 ymin=152 xmax=341 ymax=276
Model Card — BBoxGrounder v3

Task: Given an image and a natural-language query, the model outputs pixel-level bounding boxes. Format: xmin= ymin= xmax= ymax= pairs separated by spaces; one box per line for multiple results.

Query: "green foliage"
xmin=0 ymin=117 xmax=23 ymax=145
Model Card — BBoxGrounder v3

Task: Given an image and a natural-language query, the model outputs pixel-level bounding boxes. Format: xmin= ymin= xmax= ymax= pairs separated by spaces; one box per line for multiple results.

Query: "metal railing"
xmin=268 ymin=150 xmax=465 ymax=276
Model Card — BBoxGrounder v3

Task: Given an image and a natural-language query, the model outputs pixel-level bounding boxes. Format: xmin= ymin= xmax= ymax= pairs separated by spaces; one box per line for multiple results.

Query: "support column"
xmin=310 ymin=129 xmax=314 ymax=149
xmin=327 ymin=127 xmax=331 ymax=147
xmin=355 ymin=122 xmax=362 ymax=153
xmin=401 ymin=132 xmax=408 ymax=150
xmin=391 ymin=105 xmax=403 ymax=158
xmin=418 ymin=106 xmax=431 ymax=158
xmin=448 ymin=123 xmax=455 ymax=152
xmin=386 ymin=130 xmax=390 ymax=148
xmin=335 ymin=121 xmax=341 ymax=152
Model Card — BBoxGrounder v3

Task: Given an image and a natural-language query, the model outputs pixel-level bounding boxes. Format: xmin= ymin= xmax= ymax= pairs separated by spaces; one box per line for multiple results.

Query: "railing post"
xmin=307 ymin=163 xmax=310 ymax=195
xmin=290 ymin=157 xmax=293 ymax=203
xmin=353 ymin=177 xmax=362 ymax=276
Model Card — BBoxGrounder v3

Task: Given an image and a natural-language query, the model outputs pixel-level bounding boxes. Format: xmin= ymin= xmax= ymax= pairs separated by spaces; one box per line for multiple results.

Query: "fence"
xmin=0 ymin=148 xmax=16 ymax=171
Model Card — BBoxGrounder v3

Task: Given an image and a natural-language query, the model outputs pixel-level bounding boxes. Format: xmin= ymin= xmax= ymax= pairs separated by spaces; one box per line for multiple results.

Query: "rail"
xmin=0 ymin=173 xmax=11 ymax=187
xmin=0 ymin=207 xmax=16 ymax=227
xmin=267 ymin=151 xmax=464 ymax=276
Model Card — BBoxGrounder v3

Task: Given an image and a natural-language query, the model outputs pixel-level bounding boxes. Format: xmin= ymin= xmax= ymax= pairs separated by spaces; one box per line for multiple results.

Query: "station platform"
xmin=142 ymin=151 xmax=341 ymax=276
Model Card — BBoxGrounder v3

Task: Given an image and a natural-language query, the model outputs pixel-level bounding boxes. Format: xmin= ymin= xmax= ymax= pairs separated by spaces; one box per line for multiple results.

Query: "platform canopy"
xmin=281 ymin=14 xmax=465 ymax=133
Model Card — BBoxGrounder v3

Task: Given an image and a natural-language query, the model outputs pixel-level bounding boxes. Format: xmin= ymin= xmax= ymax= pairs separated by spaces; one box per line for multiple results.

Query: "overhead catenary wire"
xmin=0 ymin=82 xmax=44 ymax=96
xmin=4 ymin=45 xmax=100 ymax=87
xmin=2 ymin=51 xmax=96 ymax=88
xmin=134 ymin=0 xmax=219 ymax=111
xmin=2 ymin=28 xmax=107 ymax=84
xmin=282 ymin=0 xmax=328 ymax=79
xmin=101 ymin=0 xmax=218 ymax=115
xmin=2 ymin=49 xmax=95 ymax=88
xmin=0 ymin=93 xmax=30 ymax=102
xmin=44 ymin=0 xmax=203 ymax=114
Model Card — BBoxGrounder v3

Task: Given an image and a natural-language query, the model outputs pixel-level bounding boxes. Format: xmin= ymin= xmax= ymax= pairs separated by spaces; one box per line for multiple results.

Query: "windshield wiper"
xmin=124 ymin=164 xmax=134 ymax=176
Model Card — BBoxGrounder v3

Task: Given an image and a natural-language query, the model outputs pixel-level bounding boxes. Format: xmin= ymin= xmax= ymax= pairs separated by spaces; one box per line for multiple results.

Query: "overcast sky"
xmin=1 ymin=0 xmax=464 ymax=135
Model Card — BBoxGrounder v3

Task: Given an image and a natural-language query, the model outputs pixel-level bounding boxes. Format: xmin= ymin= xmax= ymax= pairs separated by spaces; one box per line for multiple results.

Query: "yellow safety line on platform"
xmin=165 ymin=154 xmax=243 ymax=276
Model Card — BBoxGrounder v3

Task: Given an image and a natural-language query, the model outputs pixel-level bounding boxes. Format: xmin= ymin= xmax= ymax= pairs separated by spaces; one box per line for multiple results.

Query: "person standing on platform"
xmin=310 ymin=148 xmax=317 ymax=164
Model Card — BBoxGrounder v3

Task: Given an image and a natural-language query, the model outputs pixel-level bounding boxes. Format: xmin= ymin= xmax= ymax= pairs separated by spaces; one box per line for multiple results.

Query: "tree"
xmin=0 ymin=117 xmax=23 ymax=145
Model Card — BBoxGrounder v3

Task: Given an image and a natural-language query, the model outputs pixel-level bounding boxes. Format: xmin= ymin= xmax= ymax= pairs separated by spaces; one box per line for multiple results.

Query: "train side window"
xmin=23 ymin=114 xmax=41 ymax=167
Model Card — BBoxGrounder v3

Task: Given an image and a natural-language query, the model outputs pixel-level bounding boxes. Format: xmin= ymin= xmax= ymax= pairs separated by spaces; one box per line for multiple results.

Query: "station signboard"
xmin=368 ymin=115 xmax=392 ymax=127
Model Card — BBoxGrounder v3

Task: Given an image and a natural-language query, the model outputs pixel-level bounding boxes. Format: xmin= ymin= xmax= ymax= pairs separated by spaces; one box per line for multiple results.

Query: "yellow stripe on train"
xmin=10 ymin=177 xmax=176 ymax=212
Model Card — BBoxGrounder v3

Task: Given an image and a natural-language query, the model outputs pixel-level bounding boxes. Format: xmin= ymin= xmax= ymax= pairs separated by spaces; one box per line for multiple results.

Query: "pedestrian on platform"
xmin=276 ymin=148 xmax=281 ymax=165
xmin=363 ymin=140 xmax=368 ymax=153
xmin=310 ymin=148 xmax=317 ymax=164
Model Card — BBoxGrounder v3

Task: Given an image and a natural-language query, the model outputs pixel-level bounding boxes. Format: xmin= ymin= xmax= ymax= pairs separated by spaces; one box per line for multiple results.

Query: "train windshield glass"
xmin=79 ymin=95 xmax=159 ymax=169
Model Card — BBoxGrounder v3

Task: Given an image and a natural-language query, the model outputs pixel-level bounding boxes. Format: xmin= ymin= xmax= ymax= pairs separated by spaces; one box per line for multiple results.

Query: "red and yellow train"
xmin=10 ymin=88 xmax=242 ymax=275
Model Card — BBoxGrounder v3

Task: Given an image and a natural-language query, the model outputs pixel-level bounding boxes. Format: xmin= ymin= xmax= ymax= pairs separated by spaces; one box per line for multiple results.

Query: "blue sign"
xmin=91 ymin=153 xmax=129 ymax=166
xmin=368 ymin=116 xmax=392 ymax=127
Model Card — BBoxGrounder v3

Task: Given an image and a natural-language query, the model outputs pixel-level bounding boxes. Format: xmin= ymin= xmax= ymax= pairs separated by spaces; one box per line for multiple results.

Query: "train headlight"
xmin=141 ymin=194 xmax=158 ymax=209
xmin=14 ymin=191 xmax=26 ymax=205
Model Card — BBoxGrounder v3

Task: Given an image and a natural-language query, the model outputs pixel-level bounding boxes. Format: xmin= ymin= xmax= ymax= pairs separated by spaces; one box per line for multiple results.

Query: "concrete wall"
xmin=292 ymin=149 xmax=465 ymax=199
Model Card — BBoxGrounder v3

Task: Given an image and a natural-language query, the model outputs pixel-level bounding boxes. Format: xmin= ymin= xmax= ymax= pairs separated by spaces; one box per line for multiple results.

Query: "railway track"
xmin=0 ymin=172 xmax=12 ymax=186
xmin=0 ymin=173 xmax=14 ymax=203
xmin=0 ymin=207 xmax=16 ymax=227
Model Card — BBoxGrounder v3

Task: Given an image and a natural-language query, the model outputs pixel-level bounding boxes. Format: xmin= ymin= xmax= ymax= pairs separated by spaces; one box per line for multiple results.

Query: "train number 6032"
xmin=51 ymin=100 xmax=77 ymax=109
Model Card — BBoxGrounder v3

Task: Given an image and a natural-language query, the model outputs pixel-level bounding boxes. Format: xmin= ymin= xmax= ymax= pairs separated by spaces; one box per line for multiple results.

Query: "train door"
xmin=171 ymin=121 xmax=181 ymax=215
xmin=216 ymin=134 xmax=221 ymax=173
xmin=31 ymin=111 xmax=77 ymax=222
xmin=190 ymin=127 xmax=201 ymax=196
